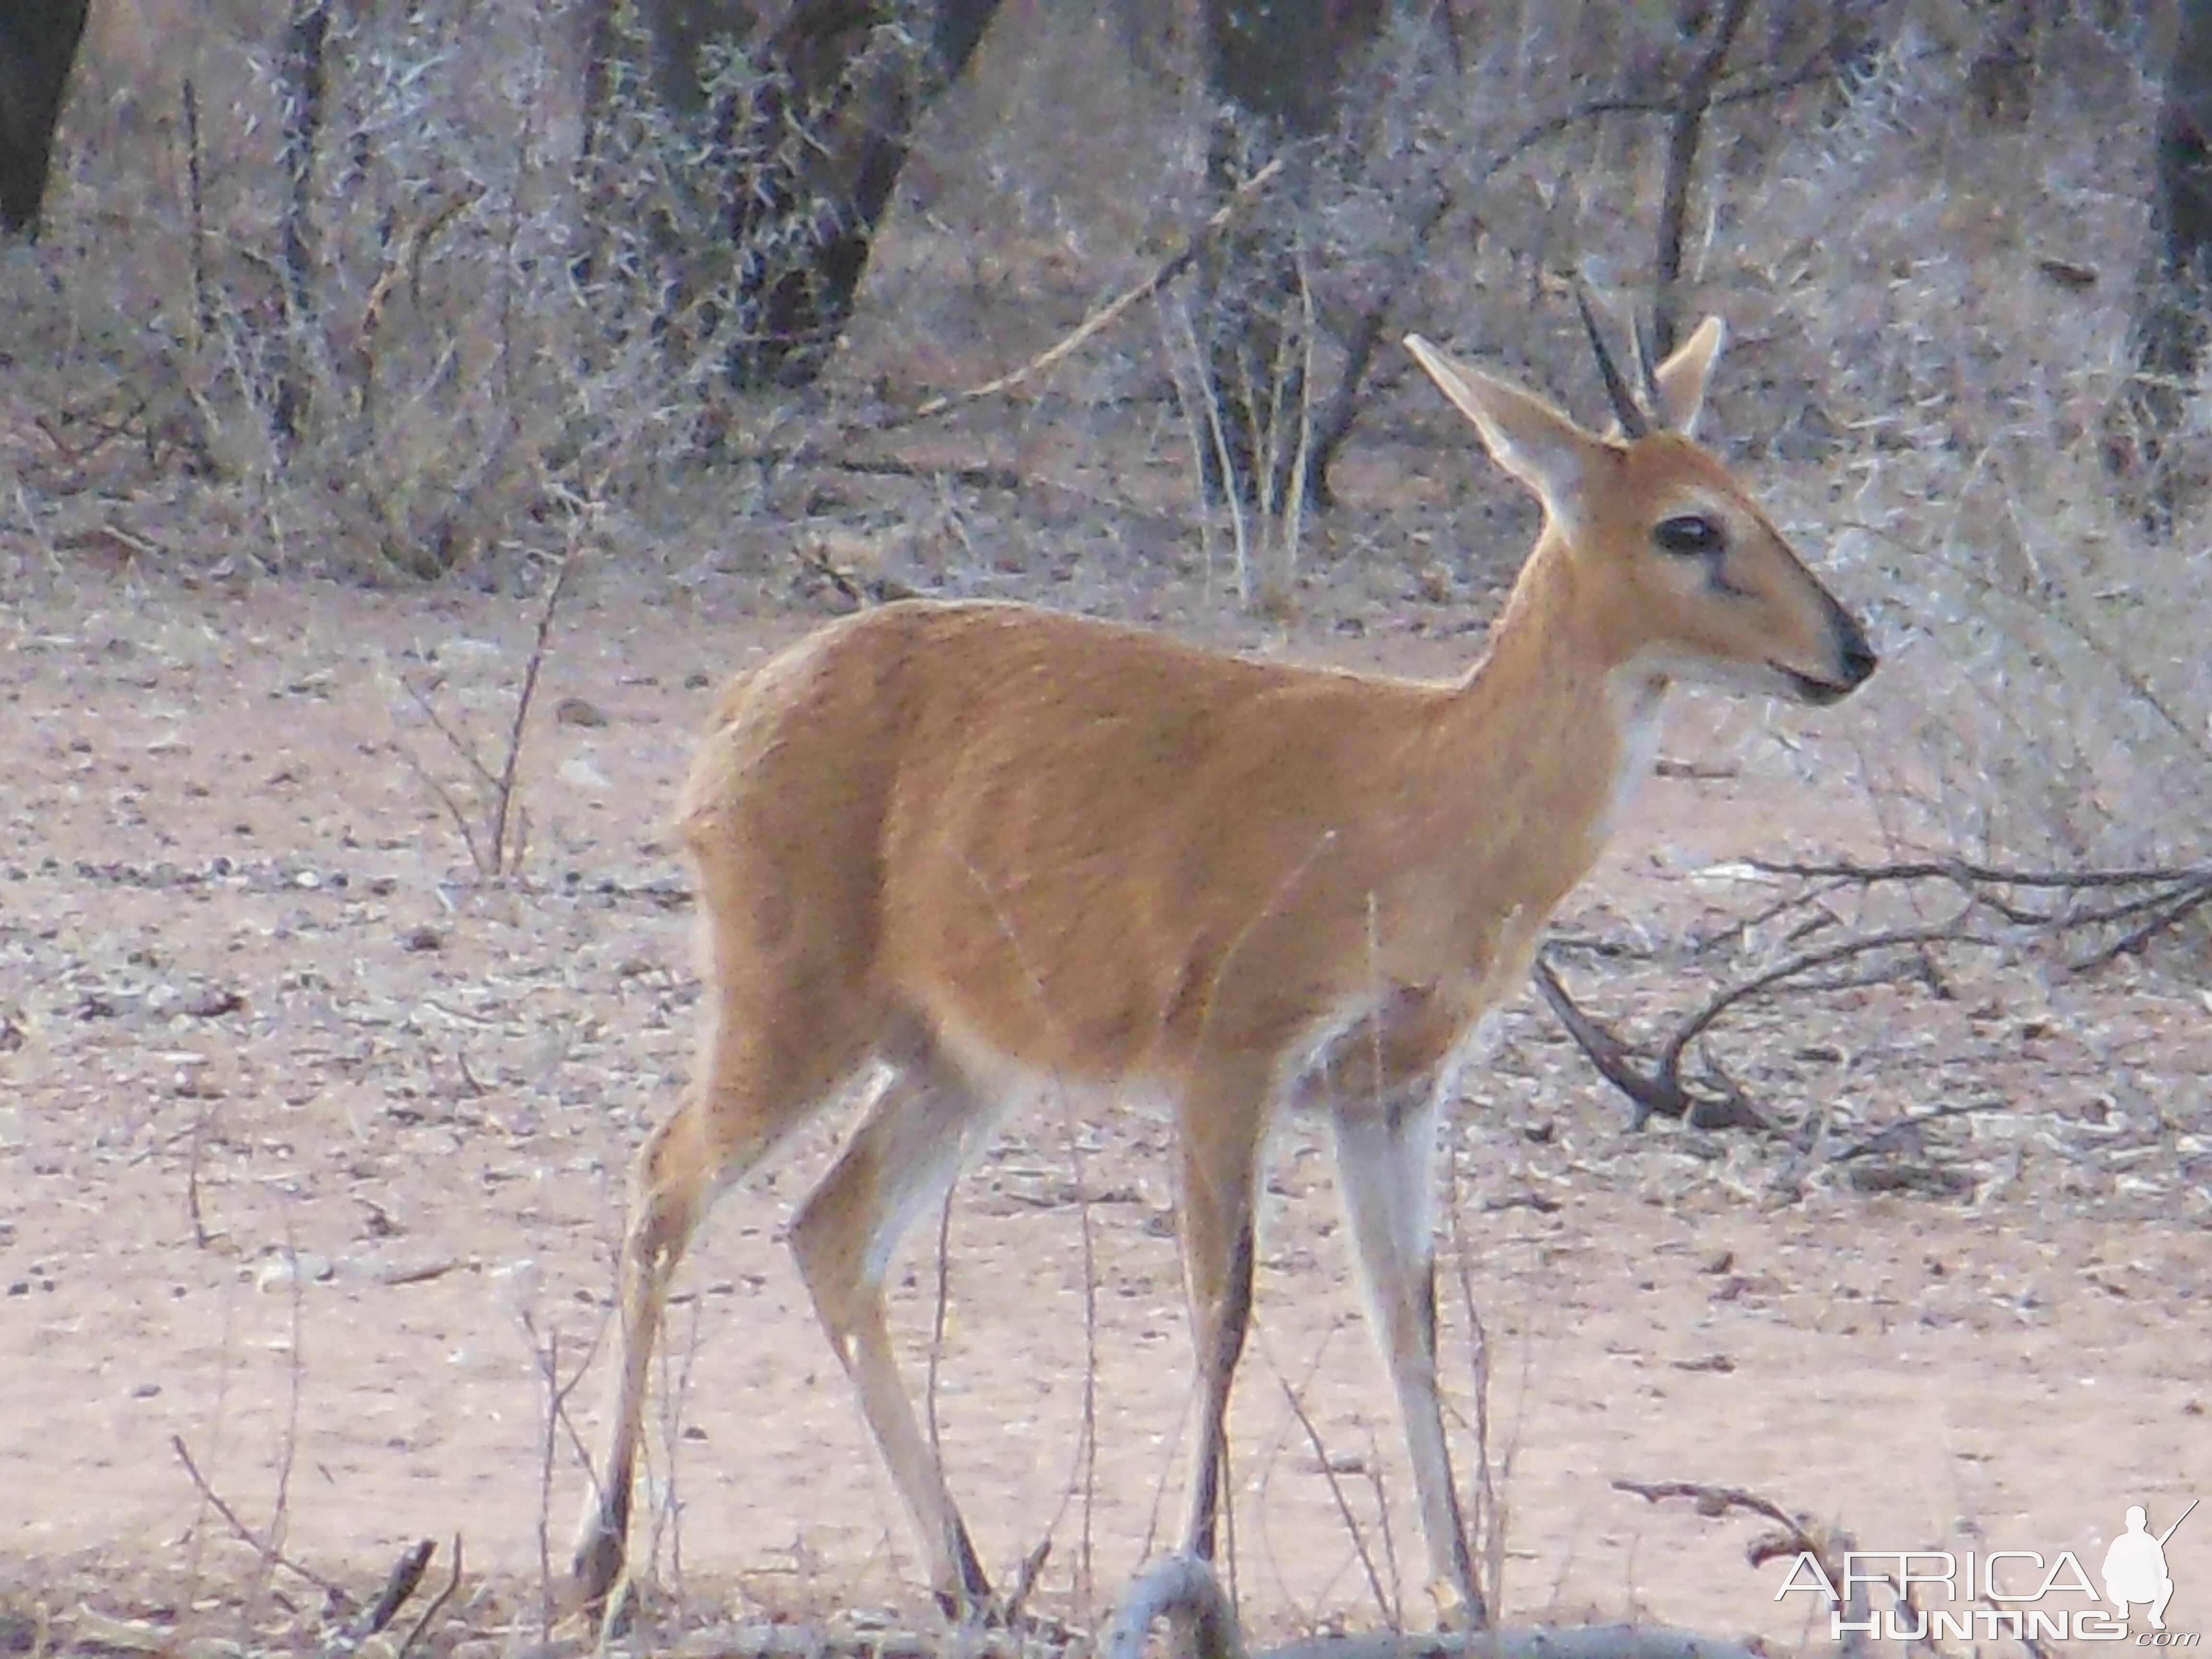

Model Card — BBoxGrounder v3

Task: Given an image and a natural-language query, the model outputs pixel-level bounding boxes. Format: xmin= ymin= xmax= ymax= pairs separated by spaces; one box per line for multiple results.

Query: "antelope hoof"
xmin=573 ymin=1514 xmax=626 ymax=1616
xmin=932 ymin=1587 xmax=997 ymax=1627
xmin=1429 ymin=1576 xmax=1488 ymax=1632
xmin=932 ymin=1571 xmax=1000 ymax=1627
xmin=926 ymin=1519 xmax=999 ymax=1625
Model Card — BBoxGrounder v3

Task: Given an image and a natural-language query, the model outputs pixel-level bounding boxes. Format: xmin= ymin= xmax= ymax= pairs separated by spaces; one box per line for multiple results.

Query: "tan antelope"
xmin=572 ymin=301 xmax=1875 ymax=1626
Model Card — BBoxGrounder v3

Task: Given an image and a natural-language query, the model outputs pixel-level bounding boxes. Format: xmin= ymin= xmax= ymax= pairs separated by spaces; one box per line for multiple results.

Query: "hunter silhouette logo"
xmin=2106 ymin=1501 xmax=2195 ymax=1632
xmin=1777 ymin=1497 xmax=2201 ymax=1642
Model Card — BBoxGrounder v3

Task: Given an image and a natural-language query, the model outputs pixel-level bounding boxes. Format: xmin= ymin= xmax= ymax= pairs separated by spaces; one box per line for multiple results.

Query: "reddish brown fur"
xmin=572 ymin=319 xmax=1875 ymax=1628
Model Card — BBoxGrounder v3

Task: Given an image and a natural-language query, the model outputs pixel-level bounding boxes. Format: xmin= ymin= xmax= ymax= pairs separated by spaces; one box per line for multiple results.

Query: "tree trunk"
xmin=1650 ymin=0 xmax=1754 ymax=359
xmin=2110 ymin=0 xmax=2212 ymax=533
xmin=0 ymin=0 xmax=90 ymax=237
xmin=275 ymin=0 xmax=334 ymax=454
xmin=1961 ymin=0 xmax=2046 ymax=131
xmin=618 ymin=0 xmax=1003 ymax=392
xmin=1197 ymin=0 xmax=1386 ymax=513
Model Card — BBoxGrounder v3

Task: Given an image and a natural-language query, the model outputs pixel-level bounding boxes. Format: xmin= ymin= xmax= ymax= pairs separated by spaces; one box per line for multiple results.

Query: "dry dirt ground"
xmin=2 ymin=558 xmax=2208 ymax=1655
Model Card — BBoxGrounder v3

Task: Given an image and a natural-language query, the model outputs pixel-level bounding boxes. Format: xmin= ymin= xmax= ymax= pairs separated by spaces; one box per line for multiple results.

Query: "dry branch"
xmin=1314 ymin=26 xmax=1875 ymax=484
xmin=355 ymin=1538 xmax=437 ymax=1638
xmin=1275 ymin=1376 xmax=1398 ymax=1623
xmin=1827 ymin=1101 xmax=2008 ymax=1165
xmin=1537 ymin=911 xmax=1985 ymax=1131
xmin=1543 ymin=839 xmax=2212 ymax=1152
xmin=1103 ymin=1554 xmax=1249 ymax=1659
xmin=169 ymin=1434 xmax=350 ymax=1604
xmin=1539 ymin=902 xmax=1991 ymax=1141
xmin=1747 ymin=855 xmax=2212 ymax=888
xmin=395 ymin=1535 xmax=463 ymax=1659
xmin=352 ymin=185 xmax=486 ymax=434
xmin=731 ymin=27 xmax=1869 ymax=503
xmin=1612 ymin=1478 xmax=1804 ymax=1533
xmin=395 ymin=545 xmax=579 ymax=879
xmin=1266 ymin=1633 xmax=1762 ymax=1659
xmin=274 ymin=0 xmax=332 ymax=453
xmin=1104 ymin=1552 xmax=1769 ymax=1659
xmin=1651 ymin=0 xmax=1755 ymax=353
xmin=900 ymin=156 xmax=1287 ymax=428
xmin=490 ymin=548 xmax=576 ymax=877
xmin=712 ymin=156 xmax=1286 ymax=496
xmin=1744 ymin=855 xmax=2212 ymax=968
xmin=1531 ymin=956 xmax=1751 ymax=1133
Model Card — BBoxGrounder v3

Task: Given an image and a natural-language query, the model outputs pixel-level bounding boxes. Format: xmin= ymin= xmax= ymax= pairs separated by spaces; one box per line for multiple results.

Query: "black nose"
xmin=1836 ymin=611 xmax=1878 ymax=686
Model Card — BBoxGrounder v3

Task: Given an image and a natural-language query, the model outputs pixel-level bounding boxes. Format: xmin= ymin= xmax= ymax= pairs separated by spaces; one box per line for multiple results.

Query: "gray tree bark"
xmin=0 ymin=0 xmax=89 ymax=236
xmin=1197 ymin=0 xmax=1387 ymax=512
xmin=2111 ymin=0 xmax=2212 ymax=531
xmin=613 ymin=0 xmax=1004 ymax=391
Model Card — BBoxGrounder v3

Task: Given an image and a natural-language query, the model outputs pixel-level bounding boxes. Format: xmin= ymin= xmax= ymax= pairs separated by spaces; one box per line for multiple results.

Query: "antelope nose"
xmin=1837 ymin=615 xmax=1878 ymax=687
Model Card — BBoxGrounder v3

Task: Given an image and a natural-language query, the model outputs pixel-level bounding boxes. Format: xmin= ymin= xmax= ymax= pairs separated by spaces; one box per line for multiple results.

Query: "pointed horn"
xmin=1631 ymin=313 xmax=1667 ymax=427
xmin=1573 ymin=279 xmax=1648 ymax=439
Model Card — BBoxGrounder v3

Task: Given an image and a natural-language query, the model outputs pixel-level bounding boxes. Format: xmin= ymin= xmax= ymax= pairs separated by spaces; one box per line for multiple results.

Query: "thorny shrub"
xmin=2 ymin=1 xmax=2205 ymax=866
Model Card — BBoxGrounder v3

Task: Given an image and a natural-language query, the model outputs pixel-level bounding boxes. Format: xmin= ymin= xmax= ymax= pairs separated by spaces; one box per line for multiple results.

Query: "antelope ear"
xmin=1652 ymin=316 xmax=1725 ymax=436
xmin=1405 ymin=335 xmax=1609 ymax=535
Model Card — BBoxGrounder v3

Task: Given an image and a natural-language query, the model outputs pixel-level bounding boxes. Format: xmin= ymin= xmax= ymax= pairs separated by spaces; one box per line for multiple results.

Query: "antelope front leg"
xmin=1331 ymin=1094 xmax=1485 ymax=1628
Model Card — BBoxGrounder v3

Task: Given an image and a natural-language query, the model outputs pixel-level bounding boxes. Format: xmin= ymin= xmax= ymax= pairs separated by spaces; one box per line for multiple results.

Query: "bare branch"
xmin=1828 ymin=1102 xmax=2010 ymax=1164
xmin=169 ymin=1434 xmax=350 ymax=1603
xmin=1103 ymin=1555 xmax=1249 ymax=1659
xmin=1612 ymin=1477 xmax=1806 ymax=1534
xmin=2070 ymin=882 xmax=2212 ymax=971
xmin=900 ymin=156 xmax=1287 ymax=429
xmin=1537 ymin=912 xmax=1984 ymax=1131
xmin=395 ymin=1535 xmax=463 ymax=1659
xmin=1530 ymin=955 xmax=1687 ymax=1129
xmin=1274 ymin=1376 xmax=1397 ymax=1623
xmin=1651 ymin=0 xmax=1756 ymax=354
xmin=1745 ymin=854 xmax=2212 ymax=890
xmin=354 ymin=1539 xmax=436 ymax=1639
xmin=492 ymin=547 xmax=577 ymax=877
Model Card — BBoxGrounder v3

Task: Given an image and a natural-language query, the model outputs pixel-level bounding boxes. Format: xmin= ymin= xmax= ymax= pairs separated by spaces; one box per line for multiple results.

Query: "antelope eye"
xmin=1654 ymin=514 xmax=1724 ymax=557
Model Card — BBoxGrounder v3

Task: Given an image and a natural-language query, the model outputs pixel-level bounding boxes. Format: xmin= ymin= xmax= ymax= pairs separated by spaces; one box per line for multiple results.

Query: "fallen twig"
xmin=1275 ymin=1375 xmax=1397 ymax=1624
xmin=1662 ymin=915 xmax=1980 ymax=1054
xmin=1746 ymin=854 xmax=2212 ymax=889
xmin=1532 ymin=954 xmax=1707 ymax=1130
xmin=1103 ymin=1554 xmax=1248 ymax=1659
xmin=1537 ymin=911 xmax=1985 ymax=1131
xmin=395 ymin=1534 xmax=463 ymax=1659
xmin=1743 ymin=854 xmax=2212 ymax=970
xmin=1103 ymin=1551 xmax=1770 ymax=1659
xmin=169 ymin=1434 xmax=350 ymax=1603
xmin=355 ymin=1538 xmax=436 ymax=1638
xmin=2069 ymin=882 xmax=2212 ymax=970
xmin=183 ymin=1094 xmax=216 ymax=1250
xmin=1825 ymin=1101 xmax=2009 ymax=1164
xmin=1613 ymin=1477 xmax=1806 ymax=1534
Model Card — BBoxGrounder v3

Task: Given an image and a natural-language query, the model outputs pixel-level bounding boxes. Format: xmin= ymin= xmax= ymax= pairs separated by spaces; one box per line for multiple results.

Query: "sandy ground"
xmin=2 ymin=564 xmax=2207 ymax=1651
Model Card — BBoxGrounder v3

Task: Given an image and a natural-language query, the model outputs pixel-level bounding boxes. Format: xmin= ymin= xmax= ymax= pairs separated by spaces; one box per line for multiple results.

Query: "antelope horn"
xmin=1573 ymin=279 xmax=1648 ymax=439
xmin=1631 ymin=313 xmax=1667 ymax=427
